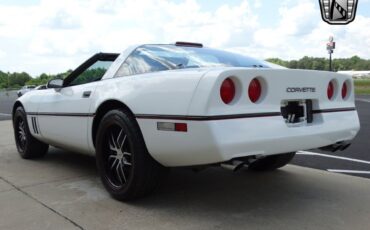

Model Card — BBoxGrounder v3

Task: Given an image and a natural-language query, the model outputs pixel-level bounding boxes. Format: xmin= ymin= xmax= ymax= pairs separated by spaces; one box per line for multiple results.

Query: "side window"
xmin=115 ymin=49 xmax=171 ymax=77
xmin=69 ymin=60 xmax=113 ymax=86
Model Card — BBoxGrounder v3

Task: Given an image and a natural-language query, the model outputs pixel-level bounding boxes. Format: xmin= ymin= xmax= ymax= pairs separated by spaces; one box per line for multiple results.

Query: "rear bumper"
xmin=137 ymin=110 xmax=360 ymax=167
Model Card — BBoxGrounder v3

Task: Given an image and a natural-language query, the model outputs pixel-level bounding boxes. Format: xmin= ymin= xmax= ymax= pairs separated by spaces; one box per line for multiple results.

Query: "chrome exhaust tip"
xmin=319 ymin=141 xmax=351 ymax=152
xmin=340 ymin=143 xmax=351 ymax=151
xmin=220 ymin=160 xmax=246 ymax=172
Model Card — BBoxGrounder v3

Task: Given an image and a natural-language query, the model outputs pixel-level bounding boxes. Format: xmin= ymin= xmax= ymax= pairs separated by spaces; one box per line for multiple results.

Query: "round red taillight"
xmin=342 ymin=82 xmax=348 ymax=99
xmin=220 ymin=78 xmax=235 ymax=104
xmin=327 ymin=81 xmax=334 ymax=100
xmin=248 ymin=78 xmax=262 ymax=103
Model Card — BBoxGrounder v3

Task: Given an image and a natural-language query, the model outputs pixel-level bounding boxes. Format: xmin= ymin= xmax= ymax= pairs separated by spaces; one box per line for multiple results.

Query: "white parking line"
xmin=327 ymin=169 xmax=370 ymax=174
xmin=297 ymin=151 xmax=370 ymax=165
xmin=356 ymin=98 xmax=370 ymax=103
xmin=0 ymin=113 xmax=11 ymax=116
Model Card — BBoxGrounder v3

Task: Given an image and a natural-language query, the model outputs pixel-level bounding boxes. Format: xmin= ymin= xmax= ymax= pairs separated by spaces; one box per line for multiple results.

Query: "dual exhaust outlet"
xmin=220 ymin=160 xmax=246 ymax=172
xmin=221 ymin=141 xmax=351 ymax=172
xmin=319 ymin=141 xmax=351 ymax=152
xmin=220 ymin=156 xmax=264 ymax=172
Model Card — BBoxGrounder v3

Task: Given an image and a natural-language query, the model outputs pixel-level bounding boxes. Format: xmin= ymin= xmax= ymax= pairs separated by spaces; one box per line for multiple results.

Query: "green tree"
xmin=0 ymin=71 xmax=8 ymax=88
xmin=8 ymin=72 xmax=32 ymax=88
xmin=267 ymin=56 xmax=370 ymax=71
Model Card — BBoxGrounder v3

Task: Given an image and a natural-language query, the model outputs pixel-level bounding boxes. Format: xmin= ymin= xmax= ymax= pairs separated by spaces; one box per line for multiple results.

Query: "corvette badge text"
xmin=286 ymin=87 xmax=316 ymax=93
xmin=318 ymin=0 xmax=358 ymax=25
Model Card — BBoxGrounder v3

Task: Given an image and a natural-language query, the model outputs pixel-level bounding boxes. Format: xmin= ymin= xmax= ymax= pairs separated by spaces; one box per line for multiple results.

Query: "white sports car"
xmin=12 ymin=42 xmax=360 ymax=200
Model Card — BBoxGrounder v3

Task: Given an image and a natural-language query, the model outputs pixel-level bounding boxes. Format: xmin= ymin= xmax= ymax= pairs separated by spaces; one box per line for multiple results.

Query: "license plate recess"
xmin=281 ymin=100 xmax=313 ymax=124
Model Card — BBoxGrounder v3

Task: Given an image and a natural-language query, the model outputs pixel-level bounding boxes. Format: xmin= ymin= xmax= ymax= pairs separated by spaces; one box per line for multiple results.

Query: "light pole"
xmin=326 ymin=36 xmax=335 ymax=71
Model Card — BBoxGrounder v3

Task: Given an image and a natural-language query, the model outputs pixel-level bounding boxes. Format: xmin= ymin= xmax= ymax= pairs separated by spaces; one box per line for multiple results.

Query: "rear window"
xmin=115 ymin=45 xmax=276 ymax=77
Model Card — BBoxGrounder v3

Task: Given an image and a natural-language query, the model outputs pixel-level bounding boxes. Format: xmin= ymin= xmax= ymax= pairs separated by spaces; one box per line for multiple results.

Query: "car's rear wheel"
xmin=13 ymin=107 xmax=49 ymax=159
xmin=95 ymin=109 xmax=166 ymax=201
xmin=248 ymin=152 xmax=296 ymax=171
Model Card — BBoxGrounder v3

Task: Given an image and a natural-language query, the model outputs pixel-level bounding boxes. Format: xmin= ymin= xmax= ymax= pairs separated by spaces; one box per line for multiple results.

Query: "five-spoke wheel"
xmin=96 ymin=108 xmax=166 ymax=200
xmin=105 ymin=127 xmax=132 ymax=188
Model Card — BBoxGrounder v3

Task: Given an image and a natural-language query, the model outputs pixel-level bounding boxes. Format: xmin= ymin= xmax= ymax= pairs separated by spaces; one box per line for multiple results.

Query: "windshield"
xmin=137 ymin=45 xmax=273 ymax=69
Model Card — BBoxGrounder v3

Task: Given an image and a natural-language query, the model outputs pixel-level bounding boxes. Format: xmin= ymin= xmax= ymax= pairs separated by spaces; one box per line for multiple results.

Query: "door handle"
xmin=82 ymin=91 xmax=91 ymax=98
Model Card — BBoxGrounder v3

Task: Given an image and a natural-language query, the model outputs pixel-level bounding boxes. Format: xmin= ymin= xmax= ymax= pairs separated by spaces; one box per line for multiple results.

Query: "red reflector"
xmin=342 ymin=82 xmax=348 ymax=99
xmin=248 ymin=78 xmax=262 ymax=103
xmin=220 ymin=78 xmax=235 ymax=104
xmin=327 ymin=81 xmax=334 ymax=100
xmin=175 ymin=123 xmax=187 ymax=132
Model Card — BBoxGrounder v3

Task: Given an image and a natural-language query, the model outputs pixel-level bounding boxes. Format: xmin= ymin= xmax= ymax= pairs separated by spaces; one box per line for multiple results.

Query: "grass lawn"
xmin=354 ymin=79 xmax=370 ymax=95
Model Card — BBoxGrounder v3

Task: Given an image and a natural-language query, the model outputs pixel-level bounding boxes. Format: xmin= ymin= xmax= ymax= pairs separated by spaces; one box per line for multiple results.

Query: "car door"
xmin=37 ymin=54 xmax=117 ymax=154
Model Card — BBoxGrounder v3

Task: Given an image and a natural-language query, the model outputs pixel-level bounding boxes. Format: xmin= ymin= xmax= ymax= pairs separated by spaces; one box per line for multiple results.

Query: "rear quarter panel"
xmin=91 ymin=69 xmax=209 ymax=115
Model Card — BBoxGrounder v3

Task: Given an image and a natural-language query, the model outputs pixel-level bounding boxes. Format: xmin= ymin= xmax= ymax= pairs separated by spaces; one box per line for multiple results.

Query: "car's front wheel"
xmin=13 ymin=107 xmax=49 ymax=159
xmin=95 ymin=109 xmax=166 ymax=201
xmin=248 ymin=152 xmax=296 ymax=171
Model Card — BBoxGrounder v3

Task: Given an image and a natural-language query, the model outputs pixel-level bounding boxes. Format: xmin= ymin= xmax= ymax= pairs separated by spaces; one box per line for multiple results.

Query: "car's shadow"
xmin=39 ymin=147 xmax=98 ymax=176
xmin=137 ymin=167 xmax=322 ymax=214
xmin=40 ymin=147 xmax=328 ymax=217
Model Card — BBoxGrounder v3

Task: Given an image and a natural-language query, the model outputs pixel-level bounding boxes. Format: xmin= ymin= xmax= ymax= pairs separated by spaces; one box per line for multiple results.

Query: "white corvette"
xmin=12 ymin=42 xmax=360 ymax=200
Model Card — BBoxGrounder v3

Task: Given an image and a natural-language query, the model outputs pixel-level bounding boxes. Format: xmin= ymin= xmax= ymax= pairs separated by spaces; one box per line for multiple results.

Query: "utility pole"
xmin=326 ymin=36 xmax=335 ymax=71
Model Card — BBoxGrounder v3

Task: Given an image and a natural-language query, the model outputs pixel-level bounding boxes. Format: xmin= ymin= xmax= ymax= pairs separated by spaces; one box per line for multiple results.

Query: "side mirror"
xmin=47 ymin=79 xmax=63 ymax=90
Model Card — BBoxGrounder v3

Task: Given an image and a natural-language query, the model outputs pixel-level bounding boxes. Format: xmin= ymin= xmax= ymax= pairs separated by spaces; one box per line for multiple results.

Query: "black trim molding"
xmin=312 ymin=107 xmax=356 ymax=114
xmin=135 ymin=112 xmax=282 ymax=121
xmin=27 ymin=112 xmax=95 ymax=117
xmin=26 ymin=107 xmax=356 ymax=120
xmin=136 ymin=107 xmax=356 ymax=121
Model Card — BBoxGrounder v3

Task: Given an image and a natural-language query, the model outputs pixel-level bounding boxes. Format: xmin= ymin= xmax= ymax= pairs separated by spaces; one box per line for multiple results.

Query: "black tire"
xmin=95 ymin=109 xmax=166 ymax=201
xmin=13 ymin=107 xmax=49 ymax=159
xmin=248 ymin=152 xmax=296 ymax=171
